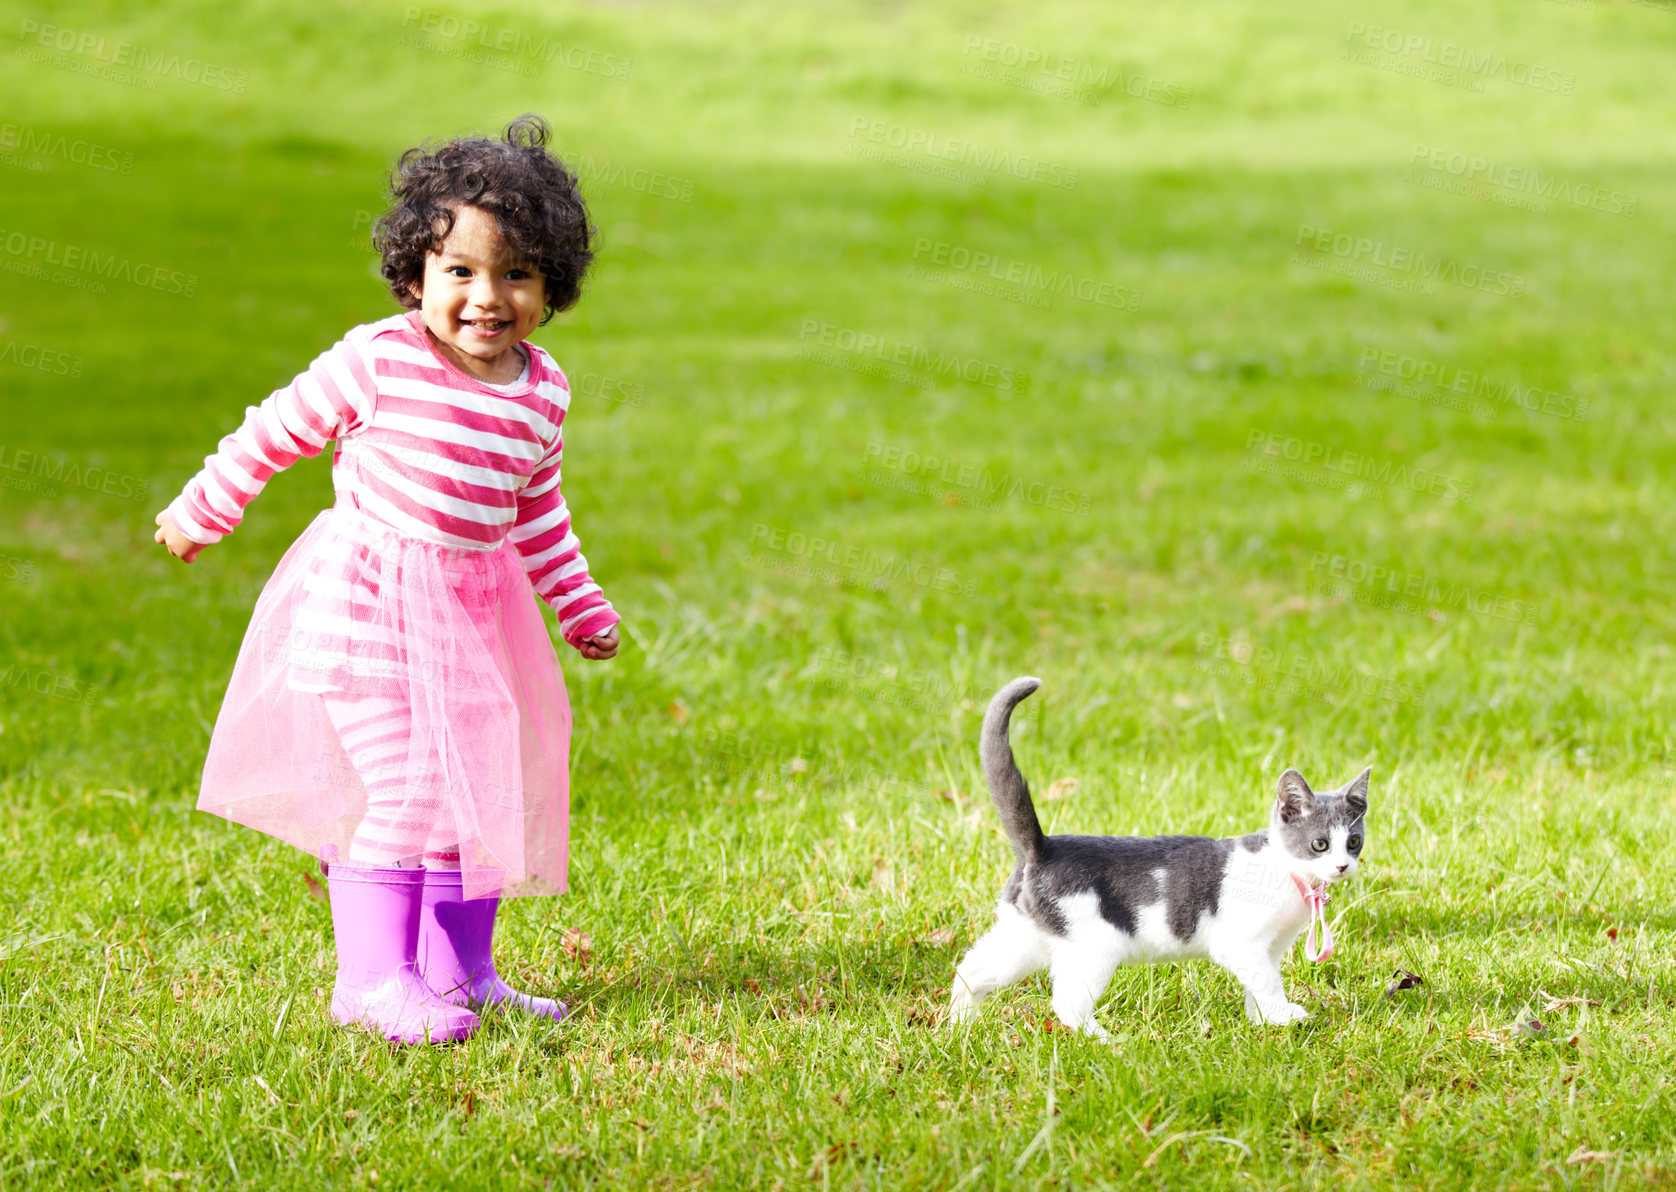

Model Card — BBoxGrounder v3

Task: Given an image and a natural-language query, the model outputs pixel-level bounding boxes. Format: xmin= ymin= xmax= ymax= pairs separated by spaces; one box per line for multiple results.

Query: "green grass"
xmin=4 ymin=0 xmax=1676 ymax=1186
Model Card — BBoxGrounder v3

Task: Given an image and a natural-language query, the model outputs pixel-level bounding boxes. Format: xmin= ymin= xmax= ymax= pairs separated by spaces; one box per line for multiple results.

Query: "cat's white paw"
xmin=1248 ymin=1000 xmax=1310 ymax=1026
xmin=948 ymin=987 xmax=979 ymax=1026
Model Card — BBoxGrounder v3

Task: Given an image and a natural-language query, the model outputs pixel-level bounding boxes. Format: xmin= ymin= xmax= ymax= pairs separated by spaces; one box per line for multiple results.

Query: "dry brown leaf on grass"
xmin=1271 ymin=595 xmax=1314 ymax=617
xmin=905 ymin=1003 xmax=942 ymax=1028
xmin=1043 ymin=778 xmax=1080 ymax=802
xmin=1539 ymin=991 xmax=1601 ymax=1012
xmin=925 ymin=927 xmax=957 ymax=947
xmin=300 ymin=872 xmax=328 ymax=905
xmin=824 ymin=1142 xmax=860 ymax=1167
xmin=1385 ymin=969 xmax=1425 ymax=997
xmin=1567 ymin=1146 xmax=1616 ymax=1165
xmin=1466 ymin=1018 xmax=1547 ymax=1048
xmin=665 ymin=701 xmax=689 ymax=724
xmin=562 ymin=927 xmax=593 ymax=966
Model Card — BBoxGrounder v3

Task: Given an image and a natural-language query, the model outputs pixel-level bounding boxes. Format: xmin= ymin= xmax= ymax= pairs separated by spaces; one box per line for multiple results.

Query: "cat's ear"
xmin=1276 ymin=769 xmax=1314 ymax=822
xmin=1343 ymin=767 xmax=1370 ymax=817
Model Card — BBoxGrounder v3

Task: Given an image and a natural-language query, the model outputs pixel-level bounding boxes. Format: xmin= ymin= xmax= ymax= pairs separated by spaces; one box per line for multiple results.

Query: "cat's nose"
xmin=1335 ymin=863 xmax=1350 ymax=873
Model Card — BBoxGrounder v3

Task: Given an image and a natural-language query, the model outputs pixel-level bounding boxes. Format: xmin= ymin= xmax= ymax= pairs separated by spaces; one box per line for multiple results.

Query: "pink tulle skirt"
xmin=196 ymin=503 xmax=571 ymax=900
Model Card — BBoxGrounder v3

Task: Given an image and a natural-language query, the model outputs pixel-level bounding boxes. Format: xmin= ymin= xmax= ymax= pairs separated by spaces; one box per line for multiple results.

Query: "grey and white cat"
xmin=950 ymin=677 xmax=1369 ymax=1035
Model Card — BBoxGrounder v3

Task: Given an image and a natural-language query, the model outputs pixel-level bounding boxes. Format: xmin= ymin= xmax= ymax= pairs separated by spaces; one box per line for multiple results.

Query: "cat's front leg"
xmin=1215 ymin=947 xmax=1308 ymax=1025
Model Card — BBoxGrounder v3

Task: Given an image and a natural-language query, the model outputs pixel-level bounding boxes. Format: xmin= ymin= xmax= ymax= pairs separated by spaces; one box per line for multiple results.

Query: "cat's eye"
xmin=1348 ymin=834 xmax=1363 ymax=851
xmin=1310 ymin=838 xmax=1328 ymax=853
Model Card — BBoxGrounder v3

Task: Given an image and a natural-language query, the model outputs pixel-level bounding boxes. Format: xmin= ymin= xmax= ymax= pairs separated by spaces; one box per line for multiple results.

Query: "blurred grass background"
xmin=3 ymin=0 xmax=1676 ymax=1187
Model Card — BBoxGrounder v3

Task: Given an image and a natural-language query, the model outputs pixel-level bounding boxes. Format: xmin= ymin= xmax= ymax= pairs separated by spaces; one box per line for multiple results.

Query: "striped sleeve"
xmin=166 ymin=332 xmax=376 ymax=545
xmin=509 ymin=431 xmax=619 ymax=650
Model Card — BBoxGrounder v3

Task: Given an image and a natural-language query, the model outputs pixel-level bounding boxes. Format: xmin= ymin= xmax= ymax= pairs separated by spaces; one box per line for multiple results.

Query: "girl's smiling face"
xmin=416 ymin=204 xmax=546 ymax=383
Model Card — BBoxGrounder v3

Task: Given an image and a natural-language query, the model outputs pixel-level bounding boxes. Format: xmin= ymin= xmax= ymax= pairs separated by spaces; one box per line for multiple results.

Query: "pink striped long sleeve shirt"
xmin=167 ymin=310 xmax=618 ymax=649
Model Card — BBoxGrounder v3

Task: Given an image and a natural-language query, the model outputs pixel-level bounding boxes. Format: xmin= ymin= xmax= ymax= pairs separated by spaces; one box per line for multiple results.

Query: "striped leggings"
xmin=322 ymin=691 xmax=461 ymax=868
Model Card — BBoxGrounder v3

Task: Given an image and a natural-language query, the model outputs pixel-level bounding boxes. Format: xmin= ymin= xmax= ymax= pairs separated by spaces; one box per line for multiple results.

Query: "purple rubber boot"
xmin=417 ymin=870 xmax=568 ymax=1022
xmin=328 ymin=866 xmax=480 ymax=1044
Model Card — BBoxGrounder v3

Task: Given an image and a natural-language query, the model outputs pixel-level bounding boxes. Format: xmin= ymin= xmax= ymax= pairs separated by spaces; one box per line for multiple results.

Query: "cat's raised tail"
xmin=981 ymin=677 xmax=1046 ymax=864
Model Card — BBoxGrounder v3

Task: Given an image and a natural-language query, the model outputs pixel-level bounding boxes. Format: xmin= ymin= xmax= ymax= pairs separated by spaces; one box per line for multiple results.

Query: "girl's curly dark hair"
xmin=374 ymin=114 xmax=594 ymax=325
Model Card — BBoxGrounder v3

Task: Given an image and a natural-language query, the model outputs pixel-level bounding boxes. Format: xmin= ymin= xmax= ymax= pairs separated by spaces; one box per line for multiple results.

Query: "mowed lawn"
xmin=4 ymin=0 xmax=1676 ymax=1187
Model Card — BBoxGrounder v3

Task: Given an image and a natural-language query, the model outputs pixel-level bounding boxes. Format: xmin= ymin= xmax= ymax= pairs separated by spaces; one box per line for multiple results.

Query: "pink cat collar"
xmin=1289 ymin=874 xmax=1334 ymax=962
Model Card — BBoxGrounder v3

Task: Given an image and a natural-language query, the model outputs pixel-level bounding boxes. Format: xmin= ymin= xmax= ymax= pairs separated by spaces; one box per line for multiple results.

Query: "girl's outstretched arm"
xmin=156 ymin=331 xmax=376 ymax=552
xmin=509 ymin=430 xmax=621 ymax=655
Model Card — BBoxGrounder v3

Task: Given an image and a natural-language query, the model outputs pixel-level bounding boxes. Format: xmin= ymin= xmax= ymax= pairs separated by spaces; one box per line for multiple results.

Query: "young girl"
xmin=153 ymin=115 xmax=621 ymax=1045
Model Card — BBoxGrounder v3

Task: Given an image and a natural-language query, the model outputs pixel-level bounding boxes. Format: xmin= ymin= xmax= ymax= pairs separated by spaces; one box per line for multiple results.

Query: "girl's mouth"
xmin=462 ymin=319 xmax=510 ymax=338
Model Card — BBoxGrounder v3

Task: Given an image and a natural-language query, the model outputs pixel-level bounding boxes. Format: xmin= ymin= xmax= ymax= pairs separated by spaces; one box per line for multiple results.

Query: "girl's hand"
xmin=154 ymin=510 xmax=207 ymax=563
xmin=577 ymin=625 xmax=619 ymax=660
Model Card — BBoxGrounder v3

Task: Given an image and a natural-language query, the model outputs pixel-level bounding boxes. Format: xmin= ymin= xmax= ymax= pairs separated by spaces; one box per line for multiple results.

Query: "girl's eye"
xmin=447 ymin=266 xmax=471 ymax=278
xmin=1310 ymin=838 xmax=1328 ymax=853
xmin=507 ymin=269 xmax=531 ymax=280
xmin=1348 ymin=835 xmax=1363 ymax=851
